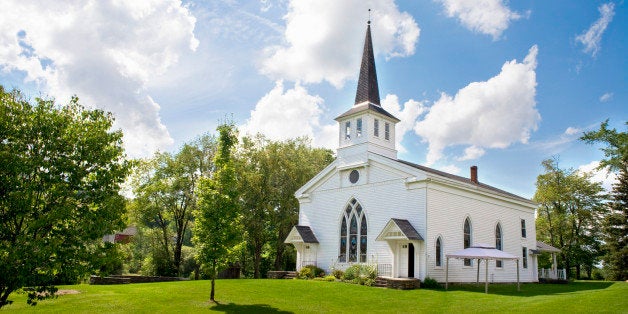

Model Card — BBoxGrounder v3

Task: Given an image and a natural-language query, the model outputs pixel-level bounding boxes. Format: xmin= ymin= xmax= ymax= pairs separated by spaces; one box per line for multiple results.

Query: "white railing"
xmin=539 ymin=268 xmax=566 ymax=280
xmin=301 ymin=261 xmax=317 ymax=268
xmin=377 ymin=264 xmax=392 ymax=277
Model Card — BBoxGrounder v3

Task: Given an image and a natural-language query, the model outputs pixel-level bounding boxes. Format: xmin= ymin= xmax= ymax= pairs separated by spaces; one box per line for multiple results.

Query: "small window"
xmin=522 ymin=247 xmax=528 ymax=268
xmin=345 ymin=121 xmax=351 ymax=140
xmin=384 ymin=122 xmax=390 ymax=140
xmin=495 ymin=223 xmax=503 ymax=268
xmin=521 ymin=219 xmax=527 ymax=238
xmin=349 ymin=170 xmax=359 ymax=184
xmin=463 ymin=218 xmax=472 ymax=266
xmin=374 ymin=119 xmax=379 ymax=137
xmin=435 ymin=237 xmax=442 ymax=267
xmin=356 ymin=118 xmax=362 ymax=137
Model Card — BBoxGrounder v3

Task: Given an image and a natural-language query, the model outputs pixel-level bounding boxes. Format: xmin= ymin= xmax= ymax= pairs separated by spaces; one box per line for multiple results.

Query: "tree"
xmin=582 ymin=121 xmax=628 ymax=280
xmin=0 ymin=87 xmax=130 ymax=307
xmin=602 ymin=166 xmax=628 ymax=280
xmin=131 ymin=134 xmax=216 ymax=276
xmin=581 ymin=120 xmax=628 ymax=172
xmin=193 ymin=122 xmax=240 ymax=302
xmin=534 ymin=158 xmax=606 ymax=279
xmin=265 ymin=138 xmax=333 ymax=271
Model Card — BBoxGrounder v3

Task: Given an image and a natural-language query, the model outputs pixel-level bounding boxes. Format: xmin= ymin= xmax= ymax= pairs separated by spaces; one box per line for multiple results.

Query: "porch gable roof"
xmin=284 ymin=225 xmax=319 ymax=244
xmin=376 ymin=218 xmax=424 ymax=241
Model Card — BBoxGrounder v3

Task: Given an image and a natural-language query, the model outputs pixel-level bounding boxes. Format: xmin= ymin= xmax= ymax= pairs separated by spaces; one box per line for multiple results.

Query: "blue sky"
xmin=0 ymin=0 xmax=625 ymax=198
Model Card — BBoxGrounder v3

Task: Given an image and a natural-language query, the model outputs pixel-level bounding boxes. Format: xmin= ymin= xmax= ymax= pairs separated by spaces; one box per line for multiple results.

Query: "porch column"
xmin=445 ymin=257 xmax=449 ymax=290
xmin=484 ymin=258 xmax=489 ymax=294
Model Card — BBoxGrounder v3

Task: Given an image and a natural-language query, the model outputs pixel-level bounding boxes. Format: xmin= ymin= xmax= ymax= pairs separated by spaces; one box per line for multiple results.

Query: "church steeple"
xmin=335 ymin=19 xmax=399 ymax=161
xmin=354 ymin=22 xmax=380 ymax=106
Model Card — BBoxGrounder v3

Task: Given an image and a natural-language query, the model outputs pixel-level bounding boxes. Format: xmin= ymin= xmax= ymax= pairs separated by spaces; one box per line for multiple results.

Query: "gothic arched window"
xmin=435 ymin=236 xmax=443 ymax=267
xmin=464 ymin=217 xmax=472 ymax=266
xmin=495 ymin=223 xmax=503 ymax=268
xmin=339 ymin=198 xmax=367 ymax=263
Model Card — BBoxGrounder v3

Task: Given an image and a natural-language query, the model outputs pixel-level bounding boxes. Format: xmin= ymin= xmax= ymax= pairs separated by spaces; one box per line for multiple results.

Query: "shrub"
xmin=421 ymin=277 xmax=442 ymax=289
xmin=332 ymin=269 xmax=344 ymax=279
xmin=342 ymin=264 xmax=377 ymax=285
xmin=299 ymin=265 xmax=325 ymax=279
xmin=323 ymin=275 xmax=336 ymax=282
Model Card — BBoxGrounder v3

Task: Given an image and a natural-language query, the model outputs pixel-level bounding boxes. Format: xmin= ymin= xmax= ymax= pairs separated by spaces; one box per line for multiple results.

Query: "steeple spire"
xmin=354 ymin=20 xmax=380 ymax=106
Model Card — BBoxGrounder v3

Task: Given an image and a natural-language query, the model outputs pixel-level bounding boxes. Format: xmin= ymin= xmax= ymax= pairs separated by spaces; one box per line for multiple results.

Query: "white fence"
xmin=538 ymin=268 xmax=566 ymax=280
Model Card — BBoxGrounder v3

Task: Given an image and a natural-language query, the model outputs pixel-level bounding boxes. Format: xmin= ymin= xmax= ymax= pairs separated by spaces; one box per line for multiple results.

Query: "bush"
xmin=323 ymin=275 xmax=336 ymax=282
xmin=332 ymin=269 xmax=344 ymax=279
xmin=421 ymin=277 xmax=442 ymax=289
xmin=299 ymin=265 xmax=325 ymax=279
xmin=342 ymin=264 xmax=376 ymax=285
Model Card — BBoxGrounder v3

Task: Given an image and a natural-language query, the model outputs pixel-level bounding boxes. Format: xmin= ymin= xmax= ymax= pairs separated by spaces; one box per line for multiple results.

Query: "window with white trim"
xmin=356 ymin=118 xmax=362 ymax=137
xmin=345 ymin=121 xmax=351 ymax=140
xmin=522 ymin=247 xmax=528 ymax=268
xmin=495 ymin=223 xmax=503 ymax=268
xmin=384 ymin=122 xmax=390 ymax=140
xmin=521 ymin=219 xmax=527 ymax=238
xmin=435 ymin=236 xmax=443 ymax=267
xmin=339 ymin=198 xmax=367 ymax=263
xmin=464 ymin=217 xmax=472 ymax=266
xmin=374 ymin=119 xmax=379 ymax=137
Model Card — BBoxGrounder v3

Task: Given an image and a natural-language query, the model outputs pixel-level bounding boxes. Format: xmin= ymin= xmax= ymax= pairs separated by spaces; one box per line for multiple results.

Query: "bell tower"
xmin=335 ymin=21 xmax=399 ymax=163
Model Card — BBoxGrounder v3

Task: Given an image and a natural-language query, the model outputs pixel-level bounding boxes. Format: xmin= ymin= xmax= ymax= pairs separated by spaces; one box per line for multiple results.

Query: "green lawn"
xmin=3 ymin=280 xmax=626 ymax=313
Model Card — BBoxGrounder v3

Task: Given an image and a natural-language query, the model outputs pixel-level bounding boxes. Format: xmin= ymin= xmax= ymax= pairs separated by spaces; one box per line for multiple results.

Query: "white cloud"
xmin=260 ymin=0 xmax=420 ymax=88
xmin=0 ymin=0 xmax=198 ymax=157
xmin=414 ymin=45 xmax=540 ymax=165
xmin=240 ymin=80 xmax=337 ymax=149
xmin=436 ymin=0 xmax=522 ymax=40
xmin=457 ymin=146 xmax=486 ymax=161
xmin=564 ymin=127 xmax=581 ymax=136
xmin=439 ymin=164 xmax=461 ymax=175
xmin=599 ymin=92 xmax=614 ymax=102
xmin=576 ymin=3 xmax=615 ymax=57
xmin=381 ymin=94 xmax=427 ymax=153
xmin=578 ymin=160 xmax=617 ymax=192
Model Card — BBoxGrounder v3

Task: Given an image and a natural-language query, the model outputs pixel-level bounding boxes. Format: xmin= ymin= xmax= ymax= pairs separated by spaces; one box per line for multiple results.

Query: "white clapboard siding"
xmin=424 ymin=184 xmax=537 ymax=283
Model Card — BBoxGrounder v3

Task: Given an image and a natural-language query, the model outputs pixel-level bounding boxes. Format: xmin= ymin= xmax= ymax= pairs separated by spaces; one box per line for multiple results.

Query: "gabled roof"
xmin=395 ymin=158 xmax=533 ymax=204
xmin=376 ymin=218 xmax=424 ymax=241
xmin=284 ymin=225 xmax=319 ymax=244
xmin=536 ymin=241 xmax=561 ymax=253
xmin=334 ymin=101 xmax=400 ymax=122
xmin=355 ymin=23 xmax=380 ymax=106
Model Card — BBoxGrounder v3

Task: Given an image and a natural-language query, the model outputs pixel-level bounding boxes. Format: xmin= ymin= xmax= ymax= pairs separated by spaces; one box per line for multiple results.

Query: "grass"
xmin=2 ymin=279 xmax=626 ymax=313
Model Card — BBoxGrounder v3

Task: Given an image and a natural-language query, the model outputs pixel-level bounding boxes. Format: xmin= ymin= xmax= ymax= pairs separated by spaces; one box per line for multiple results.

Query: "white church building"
xmin=285 ymin=23 xmax=545 ymax=283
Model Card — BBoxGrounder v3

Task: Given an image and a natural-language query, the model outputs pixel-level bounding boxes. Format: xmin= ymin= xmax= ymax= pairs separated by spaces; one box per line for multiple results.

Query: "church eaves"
xmin=354 ymin=22 xmax=380 ymax=106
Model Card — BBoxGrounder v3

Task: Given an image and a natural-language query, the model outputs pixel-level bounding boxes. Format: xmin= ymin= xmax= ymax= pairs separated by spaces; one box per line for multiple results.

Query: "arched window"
xmin=495 ymin=223 xmax=503 ymax=268
xmin=435 ymin=236 xmax=443 ymax=267
xmin=339 ymin=198 xmax=367 ymax=262
xmin=464 ymin=217 xmax=472 ymax=266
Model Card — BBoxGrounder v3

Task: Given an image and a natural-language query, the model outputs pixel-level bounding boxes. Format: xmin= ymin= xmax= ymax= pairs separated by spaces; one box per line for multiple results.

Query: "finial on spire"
xmin=368 ymin=9 xmax=371 ymax=25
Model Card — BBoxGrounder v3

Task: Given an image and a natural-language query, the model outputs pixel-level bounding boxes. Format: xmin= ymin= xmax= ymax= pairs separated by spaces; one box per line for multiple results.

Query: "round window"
xmin=349 ymin=169 xmax=359 ymax=184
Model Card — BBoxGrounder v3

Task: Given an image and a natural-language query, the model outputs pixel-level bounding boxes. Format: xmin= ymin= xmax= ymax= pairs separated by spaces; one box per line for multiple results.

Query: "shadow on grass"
xmin=442 ymin=281 xmax=615 ymax=297
xmin=210 ymin=302 xmax=294 ymax=313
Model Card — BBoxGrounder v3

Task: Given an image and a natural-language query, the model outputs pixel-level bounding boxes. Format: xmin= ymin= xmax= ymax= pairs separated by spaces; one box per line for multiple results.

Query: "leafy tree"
xmin=0 ymin=87 xmax=130 ymax=307
xmin=581 ymin=120 xmax=628 ymax=280
xmin=193 ymin=122 xmax=241 ymax=302
xmin=236 ymin=135 xmax=274 ymax=278
xmin=264 ymin=138 xmax=333 ymax=271
xmin=534 ymin=158 xmax=606 ymax=279
xmin=581 ymin=120 xmax=628 ymax=172
xmin=130 ymin=134 xmax=216 ymax=276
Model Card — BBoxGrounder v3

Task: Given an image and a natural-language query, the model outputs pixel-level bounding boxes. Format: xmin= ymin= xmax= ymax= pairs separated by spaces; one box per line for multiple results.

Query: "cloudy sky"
xmin=1 ymin=0 xmax=625 ymax=198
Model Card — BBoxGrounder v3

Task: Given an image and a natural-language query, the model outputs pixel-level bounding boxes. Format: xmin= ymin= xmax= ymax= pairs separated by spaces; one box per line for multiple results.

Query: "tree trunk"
xmin=210 ymin=263 xmax=216 ymax=302
xmin=576 ymin=264 xmax=581 ymax=279
xmin=254 ymin=241 xmax=262 ymax=278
